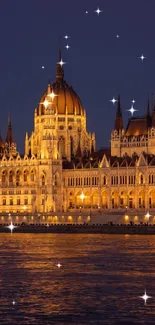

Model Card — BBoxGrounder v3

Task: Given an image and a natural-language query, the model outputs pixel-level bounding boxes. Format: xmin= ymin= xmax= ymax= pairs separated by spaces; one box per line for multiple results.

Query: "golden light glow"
xmin=124 ymin=214 xmax=129 ymax=221
xmin=79 ymin=192 xmax=85 ymax=202
xmin=145 ymin=212 xmax=151 ymax=219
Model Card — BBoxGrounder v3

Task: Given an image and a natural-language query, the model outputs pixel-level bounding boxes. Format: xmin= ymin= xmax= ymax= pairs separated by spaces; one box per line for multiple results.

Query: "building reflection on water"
xmin=0 ymin=234 xmax=155 ymax=324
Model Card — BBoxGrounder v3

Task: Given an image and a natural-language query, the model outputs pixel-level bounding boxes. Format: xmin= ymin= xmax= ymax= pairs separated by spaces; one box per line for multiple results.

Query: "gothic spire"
xmin=56 ymin=48 xmax=64 ymax=80
xmin=146 ymin=97 xmax=151 ymax=117
xmin=5 ymin=114 xmax=13 ymax=145
xmin=114 ymin=94 xmax=123 ymax=131
xmin=76 ymin=141 xmax=82 ymax=158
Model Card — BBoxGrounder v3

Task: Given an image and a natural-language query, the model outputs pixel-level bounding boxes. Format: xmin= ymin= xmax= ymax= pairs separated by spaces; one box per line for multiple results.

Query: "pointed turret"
xmin=114 ymin=95 xmax=123 ymax=131
xmin=47 ymin=80 xmax=51 ymax=95
xmin=76 ymin=140 xmax=82 ymax=158
xmin=91 ymin=142 xmax=94 ymax=155
xmin=5 ymin=114 xmax=13 ymax=145
xmin=146 ymin=98 xmax=151 ymax=118
xmin=56 ymin=48 xmax=64 ymax=80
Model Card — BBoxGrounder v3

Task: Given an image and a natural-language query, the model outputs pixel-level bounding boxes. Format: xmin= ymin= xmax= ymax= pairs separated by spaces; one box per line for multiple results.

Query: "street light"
xmin=79 ymin=192 xmax=85 ymax=213
xmin=145 ymin=212 xmax=151 ymax=219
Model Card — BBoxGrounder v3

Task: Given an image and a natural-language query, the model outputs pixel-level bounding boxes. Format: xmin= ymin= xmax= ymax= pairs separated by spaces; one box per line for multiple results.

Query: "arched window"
xmin=140 ymin=174 xmax=143 ymax=184
xmin=58 ymin=136 xmax=65 ymax=157
xmin=10 ymin=197 xmax=13 ymax=205
xmin=16 ymin=170 xmax=20 ymax=186
xmin=70 ymin=136 xmax=74 ymax=157
xmin=24 ymin=170 xmax=28 ymax=182
xmin=17 ymin=197 xmax=20 ymax=205
xmin=2 ymin=171 xmax=6 ymax=185
xmin=2 ymin=198 xmax=6 ymax=205
xmin=31 ymin=170 xmax=34 ymax=182
xmin=103 ymin=176 xmax=106 ymax=185
xmin=24 ymin=197 xmax=28 ymax=205
xmin=55 ymin=173 xmax=59 ymax=186
xmin=42 ymin=175 xmax=45 ymax=186
xmin=9 ymin=171 xmax=13 ymax=185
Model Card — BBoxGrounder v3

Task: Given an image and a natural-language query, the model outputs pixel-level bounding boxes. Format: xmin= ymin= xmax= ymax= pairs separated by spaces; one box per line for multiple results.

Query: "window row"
xmin=111 ymin=175 xmax=142 ymax=185
xmin=67 ymin=176 xmax=99 ymax=187
xmin=1 ymin=172 xmax=46 ymax=186
xmin=2 ymin=197 xmax=29 ymax=206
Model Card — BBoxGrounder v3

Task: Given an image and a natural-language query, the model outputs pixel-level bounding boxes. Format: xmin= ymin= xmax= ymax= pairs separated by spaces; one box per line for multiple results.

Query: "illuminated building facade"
xmin=0 ymin=51 xmax=155 ymax=223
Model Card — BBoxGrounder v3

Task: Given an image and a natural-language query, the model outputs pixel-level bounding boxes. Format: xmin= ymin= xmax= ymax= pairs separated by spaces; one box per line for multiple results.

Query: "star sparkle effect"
xmin=41 ymin=66 xmax=45 ymax=69
xmin=64 ymin=35 xmax=69 ymax=40
xmin=6 ymin=221 xmax=17 ymax=233
xmin=145 ymin=212 xmax=151 ymax=219
xmin=132 ymin=99 xmax=136 ymax=104
xmin=116 ymin=34 xmax=120 ymax=38
xmin=139 ymin=54 xmax=146 ymax=61
xmin=95 ymin=7 xmax=102 ymax=15
xmin=65 ymin=44 xmax=70 ymax=50
xmin=47 ymin=90 xmax=58 ymax=101
xmin=127 ymin=105 xmax=138 ymax=116
xmin=110 ymin=97 xmax=117 ymax=104
xmin=12 ymin=300 xmax=16 ymax=306
xmin=85 ymin=10 xmax=88 ymax=14
xmin=57 ymin=263 xmax=62 ymax=268
xmin=58 ymin=58 xmax=66 ymax=67
xmin=42 ymin=99 xmax=49 ymax=108
xmin=140 ymin=291 xmax=151 ymax=305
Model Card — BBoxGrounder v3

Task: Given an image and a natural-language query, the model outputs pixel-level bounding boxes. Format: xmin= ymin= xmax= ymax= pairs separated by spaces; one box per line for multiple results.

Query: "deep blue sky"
xmin=0 ymin=0 xmax=155 ymax=152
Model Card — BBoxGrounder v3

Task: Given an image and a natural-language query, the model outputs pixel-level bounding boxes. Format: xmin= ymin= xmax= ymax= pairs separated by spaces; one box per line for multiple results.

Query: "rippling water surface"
xmin=0 ymin=234 xmax=155 ymax=324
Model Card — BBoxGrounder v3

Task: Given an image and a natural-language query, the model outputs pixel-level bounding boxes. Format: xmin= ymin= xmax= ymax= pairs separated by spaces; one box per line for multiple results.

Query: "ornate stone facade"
xmin=0 ymin=52 xmax=155 ymax=223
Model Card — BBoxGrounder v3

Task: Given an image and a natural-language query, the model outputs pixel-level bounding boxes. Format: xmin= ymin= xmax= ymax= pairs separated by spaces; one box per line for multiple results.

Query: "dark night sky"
xmin=0 ymin=0 xmax=155 ymax=152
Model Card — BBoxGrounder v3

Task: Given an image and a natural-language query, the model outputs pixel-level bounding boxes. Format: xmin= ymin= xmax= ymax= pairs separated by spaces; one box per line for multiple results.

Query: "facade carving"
xmin=0 ymin=52 xmax=155 ymax=222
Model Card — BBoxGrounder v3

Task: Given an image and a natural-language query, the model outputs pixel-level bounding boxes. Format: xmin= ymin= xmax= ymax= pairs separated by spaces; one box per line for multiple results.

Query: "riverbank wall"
xmin=2 ymin=224 xmax=155 ymax=234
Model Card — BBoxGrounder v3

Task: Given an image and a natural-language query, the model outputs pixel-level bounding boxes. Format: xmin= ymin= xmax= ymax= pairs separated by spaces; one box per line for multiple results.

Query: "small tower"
xmin=114 ymin=95 xmax=123 ymax=131
xmin=146 ymin=98 xmax=151 ymax=127
xmin=146 ymin=98 xmax=151 ymax=118
xmin=5 ymin=114 xmax=13 ymax=145
xmin=56 ymin=48 xmax=64 ymax=81
xmin=76 ymin=140 xmax=82 ymax=159
xmin=5 ymin=114 xmax=16 ymax=155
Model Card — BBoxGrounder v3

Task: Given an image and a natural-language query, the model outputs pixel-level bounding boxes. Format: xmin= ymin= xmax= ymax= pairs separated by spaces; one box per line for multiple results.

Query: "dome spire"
xmin=114 ymin=94 xmax=123 ymax=131
xmin=6 ymin=114 xmax=13 ymax=145
xmin=146 ymin=97 xmax=151 ymax=118
xmin=56 ymin=48 xmax=64 ymax=80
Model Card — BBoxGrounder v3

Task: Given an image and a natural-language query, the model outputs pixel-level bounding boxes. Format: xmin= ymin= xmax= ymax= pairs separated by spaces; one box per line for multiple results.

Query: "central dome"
xmin=37 ymin=50 xmax=84 ymax=116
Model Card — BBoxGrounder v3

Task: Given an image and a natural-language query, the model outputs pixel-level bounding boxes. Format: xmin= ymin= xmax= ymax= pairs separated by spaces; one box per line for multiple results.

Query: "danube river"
xmin=0 ymin=234 xmax=155 ymax=324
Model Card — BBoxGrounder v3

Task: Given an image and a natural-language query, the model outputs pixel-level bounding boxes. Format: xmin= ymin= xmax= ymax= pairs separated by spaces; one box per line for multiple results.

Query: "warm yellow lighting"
xmin=68 ymin=216 xmax=72 ymax=222
xmin=134 ymin=216 xmax=138 ymax=221
xmin=79 ymin=192 xmax=85 ymax=202
xmin=145 ymin=212 xmax=151 ymax=219
xmin=47 ymin=90 xmax=58 ymax=101
xmin=23 ymin=205 xmax=27 ymax=211
xmin=125 ymin=214 xmax=129 ymax=221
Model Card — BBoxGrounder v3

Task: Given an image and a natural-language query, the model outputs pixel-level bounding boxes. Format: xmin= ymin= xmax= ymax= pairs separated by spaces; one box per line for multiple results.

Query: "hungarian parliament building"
xmin=0 ymin=50 xmax=155 ymax=223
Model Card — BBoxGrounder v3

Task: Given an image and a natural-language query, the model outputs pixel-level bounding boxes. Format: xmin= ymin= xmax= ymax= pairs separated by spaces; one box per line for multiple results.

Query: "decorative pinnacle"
xmin=56 ymin=48 xmax=64 ymax=80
